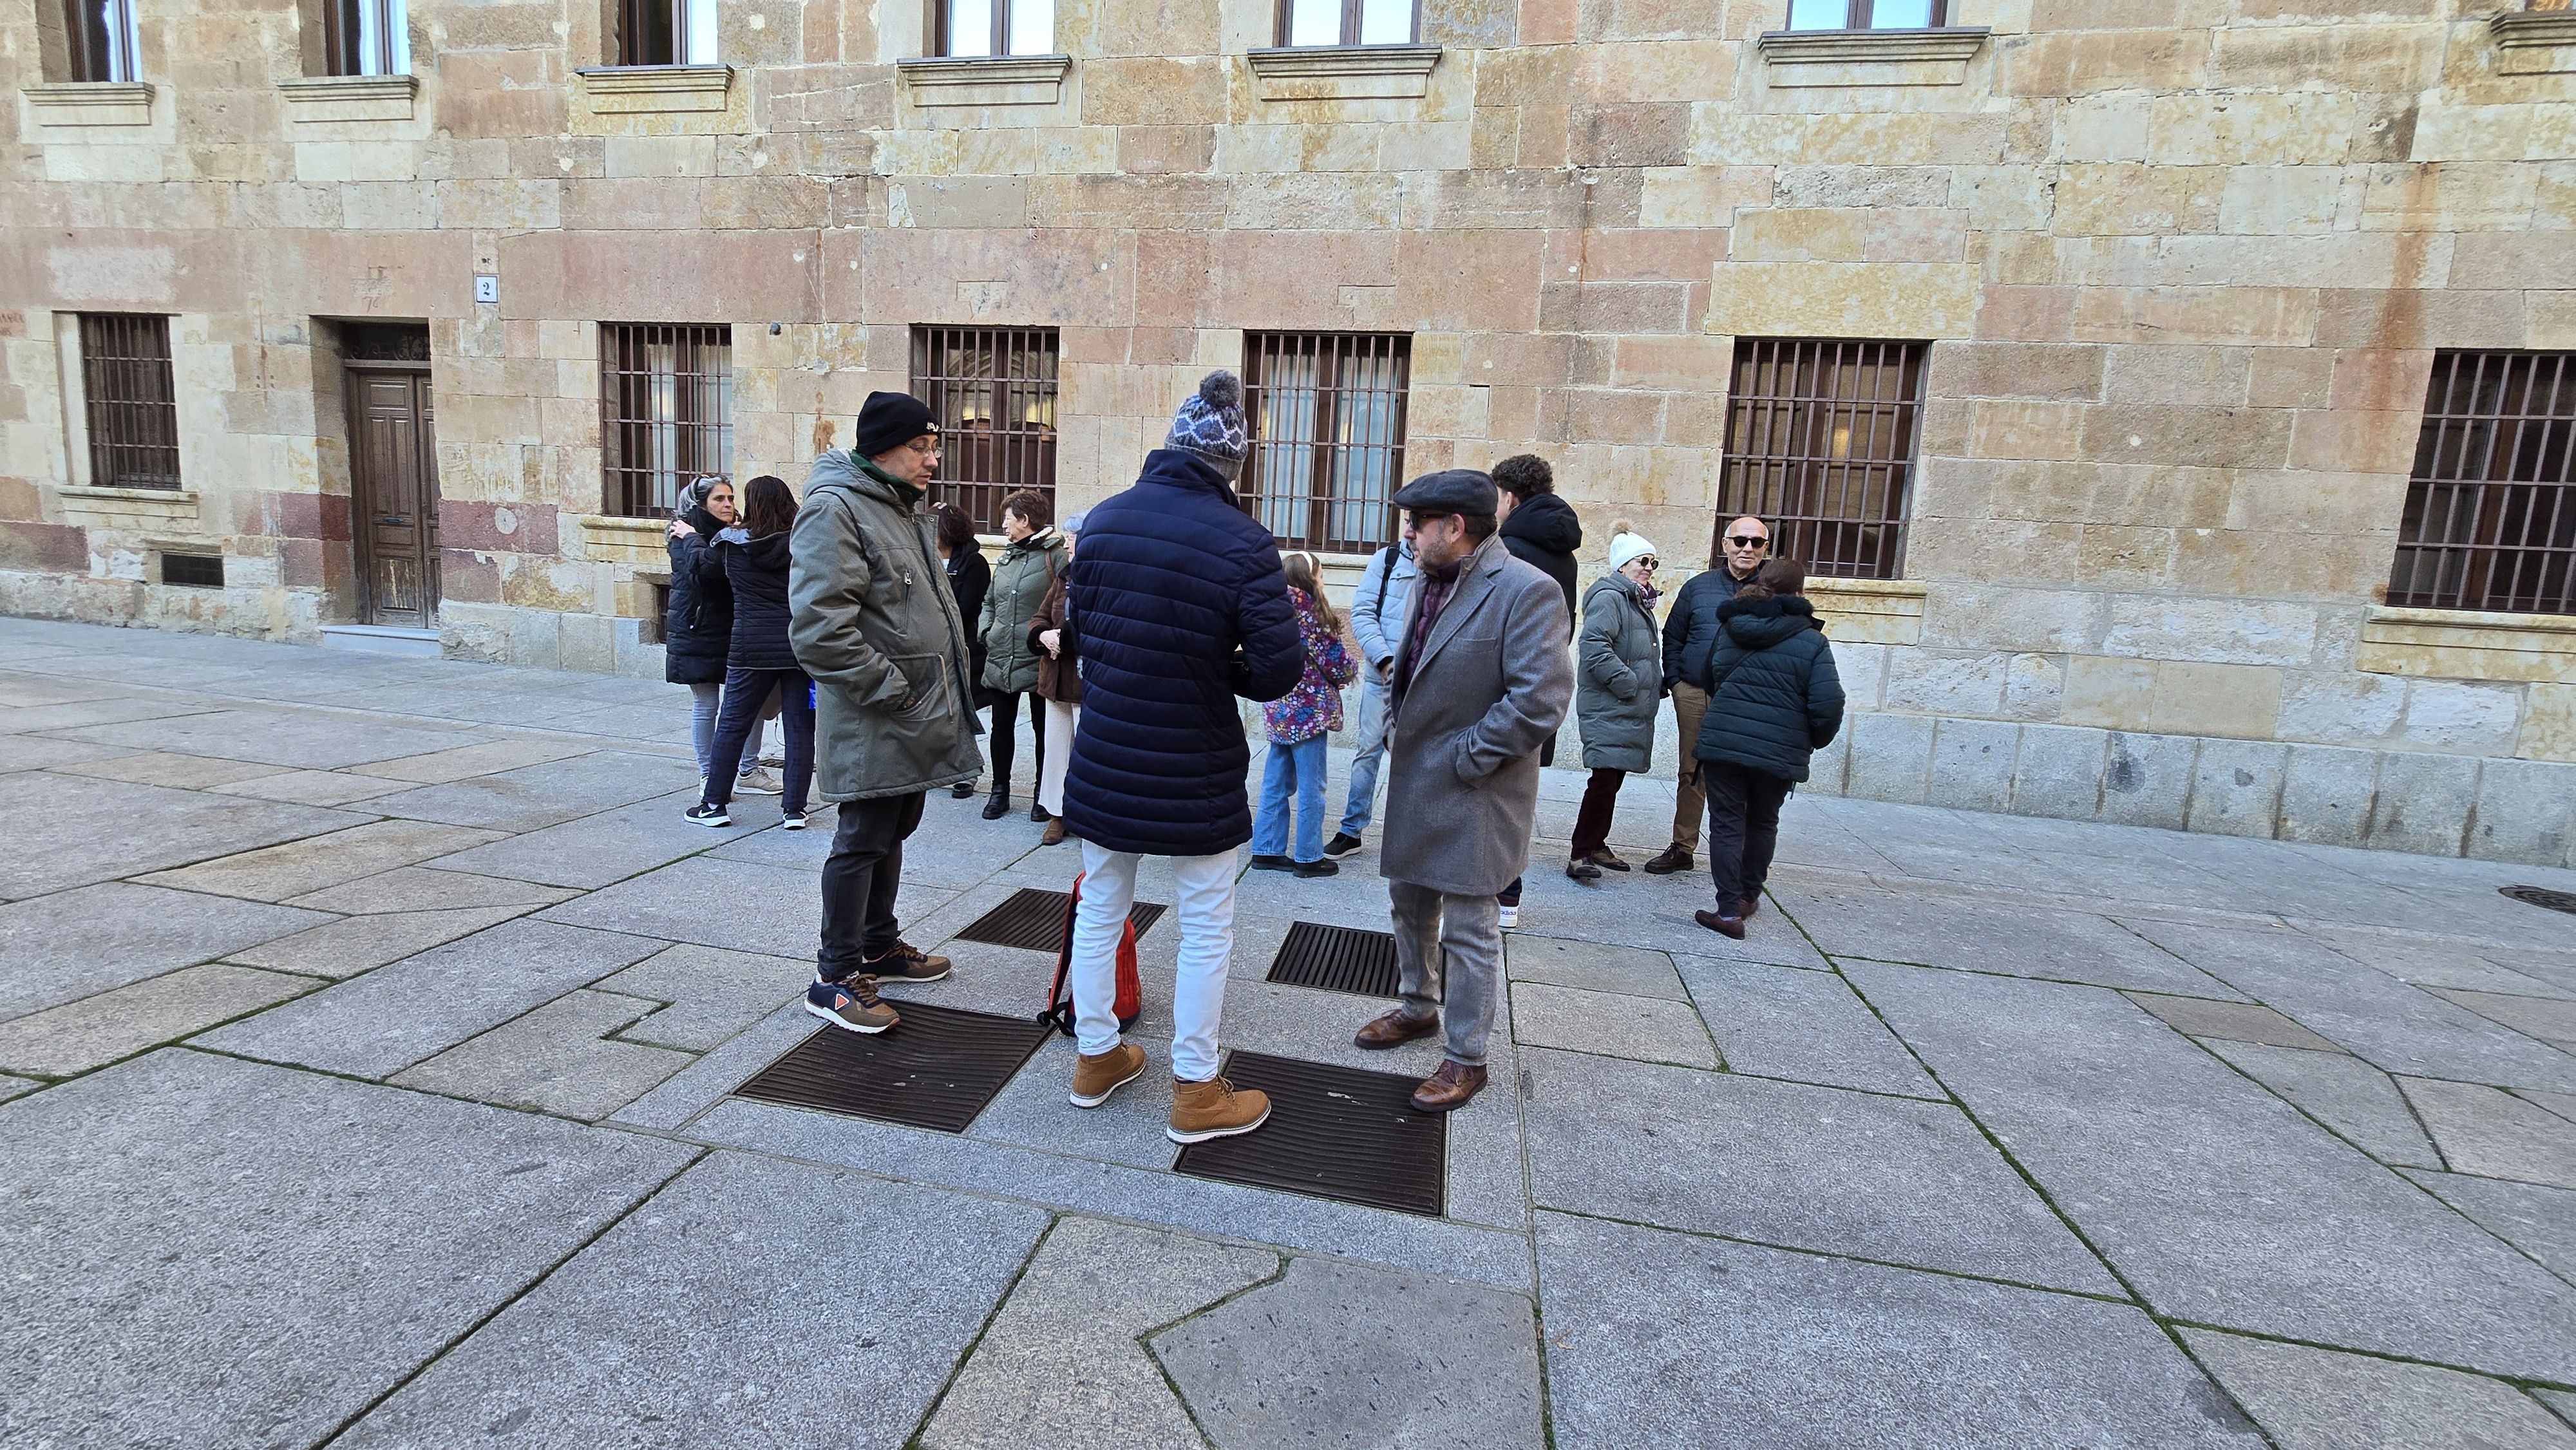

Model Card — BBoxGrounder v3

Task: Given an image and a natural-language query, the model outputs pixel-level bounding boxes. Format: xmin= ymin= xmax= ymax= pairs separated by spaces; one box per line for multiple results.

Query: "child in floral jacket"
xmin=1251 ymin=552 xmax=1359 ymax=875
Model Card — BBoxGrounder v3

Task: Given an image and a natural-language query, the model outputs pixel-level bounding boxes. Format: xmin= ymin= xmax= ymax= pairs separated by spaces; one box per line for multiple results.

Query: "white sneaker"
xmin=1498 ymin=904 xmax=1519 ymax=930
xmin=735 ymin=767 xmax=782 ymax=795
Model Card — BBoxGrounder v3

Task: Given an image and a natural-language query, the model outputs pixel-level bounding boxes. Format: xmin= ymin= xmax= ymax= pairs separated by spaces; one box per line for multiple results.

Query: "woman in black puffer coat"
xmin=1690 ymin=559 xmax=1844 ymax=939
xmin=666 ymin=476 xmax=767 ymax=792
xmin=687 ymin=475 xmax=816 ymax=830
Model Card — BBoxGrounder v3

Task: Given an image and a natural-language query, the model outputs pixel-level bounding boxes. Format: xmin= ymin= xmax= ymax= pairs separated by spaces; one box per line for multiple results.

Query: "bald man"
xmin=1643 ymin=516 xmax=1773 ymax=876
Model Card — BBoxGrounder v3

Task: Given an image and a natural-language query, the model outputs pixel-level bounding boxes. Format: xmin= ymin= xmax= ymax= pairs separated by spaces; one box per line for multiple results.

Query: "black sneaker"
xmin=1248 ymin=854 xmax=1295 ymax=872
xmin=1293 ymin=858 xmax=1338 ymax=878
xmin=951 ymin=780 xmax=977 ymax=799
xmin=780 ymin=807 xmax=809 ymax=832
xmin=1322 ymin=832 xmax=1365 ymax=859
xmin=684 ymin=802 xmax=730 ymax=828
xmin=862 ymin=940 xmax=952 ymax=983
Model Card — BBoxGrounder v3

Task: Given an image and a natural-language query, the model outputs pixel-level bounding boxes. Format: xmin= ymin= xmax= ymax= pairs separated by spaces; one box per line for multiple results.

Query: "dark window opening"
xmin=79 ymin=314 xmax=182 ymax=491
xmin=601 ymin=323 xmax=732 ymax=519
xmin=911 ymin=326 xmax=1059 ymax=534
xmin=1243 ymin=332 xmax=1411 ymax=553
xmin=62 ymin=0 xmax=139 ymax=82
xmin=161 ymin=552 xmax=224 ymax=587
xmin=1714 ymin=337 xmax=1926 ymax=580
xmin=337 ymin=320 xmax=431 ymax=362
xmin=321 ymin=0 xmax=407 ymax=75
xmin=614 ymin=0 xmax=712 ymax=64
xmin=2388 ymin=351 xmax=2576 ymax=616
xmin=643 ymin=581 xmax=670 ymax=645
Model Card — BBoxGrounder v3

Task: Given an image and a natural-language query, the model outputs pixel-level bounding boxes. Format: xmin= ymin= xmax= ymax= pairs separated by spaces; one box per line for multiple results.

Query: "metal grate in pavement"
xmin=1264 ymin=921 xmax=1399 ymax=998
xmin=2502 ymin=885 xmax=2576 ymax=916
xmin=732 ymin=1002 xmax=1051 ymax=1133
xmin=954 ymin=887 xmax=1168 ymax=954
xmin=1173 ymin=1050 xmax=1445 ymax=1217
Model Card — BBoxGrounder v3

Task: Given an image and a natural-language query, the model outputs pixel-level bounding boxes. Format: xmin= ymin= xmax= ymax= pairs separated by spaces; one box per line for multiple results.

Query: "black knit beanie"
xmin=851 ymin=391 xmax=940 ymax=462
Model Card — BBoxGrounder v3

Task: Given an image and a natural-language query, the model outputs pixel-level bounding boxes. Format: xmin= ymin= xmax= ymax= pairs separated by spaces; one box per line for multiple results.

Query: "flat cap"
xmin=1390 ymin=467 xmax=1498 ymax=516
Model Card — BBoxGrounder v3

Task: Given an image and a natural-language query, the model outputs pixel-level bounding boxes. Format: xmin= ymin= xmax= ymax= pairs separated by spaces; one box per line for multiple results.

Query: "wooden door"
xmin=347 ymin=368 xmax=440 ymax=627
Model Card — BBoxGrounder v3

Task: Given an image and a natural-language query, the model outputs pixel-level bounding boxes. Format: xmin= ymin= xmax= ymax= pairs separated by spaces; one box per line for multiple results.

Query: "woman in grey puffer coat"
xmin=976 ymin=489 xmax=1069 ymax=822
xmin=1568 ymin=523 xmax=1663 ymax=881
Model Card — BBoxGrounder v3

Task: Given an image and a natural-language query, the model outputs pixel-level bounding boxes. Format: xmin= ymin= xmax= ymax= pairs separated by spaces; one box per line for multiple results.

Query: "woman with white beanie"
xmin=1568 ymin=522 xmax=1663 ymax=881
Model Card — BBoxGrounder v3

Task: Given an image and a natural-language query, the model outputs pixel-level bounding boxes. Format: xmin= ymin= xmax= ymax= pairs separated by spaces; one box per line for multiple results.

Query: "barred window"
xmin=1276 ymin=0 xmax=1414 ymax=46
xmin=2387 ymin=352 xmax=2575 ymax=616
xmin=323 ymin=0 xmax=410 ymax=75
xmin=1243 ymin=332 xmax=1410 ymax=553
xmin=1786 ymin=0 xmax=1948 ymax=28
xmin=911 ymin=326 xmax=1058 ymax=533
xmin=601 ymin=323 xmax=731 ymax=518
xmin=78 ymin=314 xmax=182 ymax=491
xmin=62 ymin=0 xmax=140 ymax=82
xmin=614 ymin=0 xmax=716 ymax=64
xmin=934 ymin=0 xmax=1054 ymax=55
xmin=1714 ymin=337 xmax=1926 ymax=579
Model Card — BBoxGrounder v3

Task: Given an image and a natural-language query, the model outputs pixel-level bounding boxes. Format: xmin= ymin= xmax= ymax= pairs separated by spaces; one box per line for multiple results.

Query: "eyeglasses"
xmin=905 ymin=438 xmax=941 ymax=456
xmin=1727 ymin=534 xmax=1770 ymax=550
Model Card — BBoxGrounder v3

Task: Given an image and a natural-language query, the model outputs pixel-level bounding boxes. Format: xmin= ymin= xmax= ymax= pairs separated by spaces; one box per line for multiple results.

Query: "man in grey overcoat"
xmin=1353 ymin=469 xmax=1575 ymax=1113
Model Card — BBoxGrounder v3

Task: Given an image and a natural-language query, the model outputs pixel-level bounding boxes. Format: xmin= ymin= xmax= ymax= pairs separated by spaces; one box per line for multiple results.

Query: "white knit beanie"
xmin=1607 ymin=520 xmax=1658 ymax=574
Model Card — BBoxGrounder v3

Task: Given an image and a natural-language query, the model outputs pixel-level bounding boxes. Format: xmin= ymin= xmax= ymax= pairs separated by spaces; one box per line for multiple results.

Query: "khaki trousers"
xmin=1669 ymin=681 xmax=1709 ymax=852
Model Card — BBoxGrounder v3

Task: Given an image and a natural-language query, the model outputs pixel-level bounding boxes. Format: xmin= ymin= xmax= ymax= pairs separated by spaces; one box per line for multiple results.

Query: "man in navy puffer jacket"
xmin=1058 ymin=370 xmax=1303 ymax=1147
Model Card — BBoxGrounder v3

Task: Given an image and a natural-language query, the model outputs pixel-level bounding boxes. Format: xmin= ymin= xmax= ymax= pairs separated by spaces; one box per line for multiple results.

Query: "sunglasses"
xmin=1630 ymin=556 xmax=1660 ymax=570
xmin=1727 ymin=534 xmax=1770 ymax=549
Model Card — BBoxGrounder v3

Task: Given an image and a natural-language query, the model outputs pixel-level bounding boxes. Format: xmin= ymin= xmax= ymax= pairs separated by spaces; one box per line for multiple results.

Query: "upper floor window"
xmin=323 ymin=0 xmax=410 ymax=75
xmin=78 ymin=314 xmax=182 ymax=491
xmin=2387 ymin=352 xmax=2575 ymax=617
xmin=1787 ymin=0 xmax=1948 ymax=29
xmin=911 ymin=326 xmax=1059 ymax=532
xmin=615 ymin=0 xmax=717 ymax=65
xmin=602 ymin=323 xmax=731 ymax=518
xmin=1277 ymin=0 xmax=1414 ymax=46
xmin=62 ymin=0 xmax=141 ymax=82
xmin=1244 ymin=332 xmax=1410 ymax=552
xmin=935 ymin=0 xmax=1054 ymax=57
xmin=1715 ymin=337 xmax=1926 ymax=580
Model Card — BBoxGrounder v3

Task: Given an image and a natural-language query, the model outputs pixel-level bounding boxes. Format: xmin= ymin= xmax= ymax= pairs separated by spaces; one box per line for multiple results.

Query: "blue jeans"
xmin=1252 ymin=736 xmax=1329 ymax=863
xmin=1339 ymin=675 xmax=1390 ymax=838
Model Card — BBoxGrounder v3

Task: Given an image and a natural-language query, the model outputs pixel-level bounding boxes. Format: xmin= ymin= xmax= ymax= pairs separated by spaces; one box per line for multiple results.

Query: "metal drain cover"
xmin=733 ymin=1001 xmax=1052 ymax=1133
xmin=1265 ymin=921 xmax=1400 ymax=998
xmin=956 ymin=887 xmax=1168 ymax=953
xmin=2501 ymin=885 xmax=2576 ymax=916
xmin=1174 ymin=1050 xmax=1446 ymax=1216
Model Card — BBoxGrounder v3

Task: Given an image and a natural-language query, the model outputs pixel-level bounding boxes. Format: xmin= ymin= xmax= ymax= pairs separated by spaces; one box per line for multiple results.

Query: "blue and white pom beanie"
xmin=1166 ymin=370 xmax=1249 ymax=478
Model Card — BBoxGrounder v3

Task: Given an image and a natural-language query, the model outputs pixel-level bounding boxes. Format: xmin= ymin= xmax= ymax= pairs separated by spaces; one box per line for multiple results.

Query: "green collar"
xmin=853 ymin=454 xmax=923 ymax=509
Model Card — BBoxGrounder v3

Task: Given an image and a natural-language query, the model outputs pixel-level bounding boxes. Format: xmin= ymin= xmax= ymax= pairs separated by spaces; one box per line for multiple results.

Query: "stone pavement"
xmin=3 ymin=615 xmax=2575 ymax=1449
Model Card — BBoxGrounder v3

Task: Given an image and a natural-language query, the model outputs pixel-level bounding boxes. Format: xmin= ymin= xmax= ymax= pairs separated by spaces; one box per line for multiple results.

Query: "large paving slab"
xmin=0 ymin=963 xmax=315 ymax=1077
xmin=0 ymin=881 xmax=332 ymax=1023
xmin=540 ymin=854 xmax=960 ymax=963
xmin=1677 ymin=957 xmax=1942 ymax=1098
xmin=1151 ymin=1254 xmax=1546 ymax=1450
xmin=1770 ymin=880 xmax=2240 ymax=995
xmin=1534 ymin=1213 xmax=2264 ymax=1450
xmin=2437 ymin=988 xmax=2576 ymax=1053
xmin=424 ymin=790 xmax=737 ymax=889
xmin=1502 ymin=934 xmax=1689 ymax=999
xmin=197 ymin=918 xmax=664 ymax=1077
xmin=363 ymin=750 xmax=701 ymax=832
xmin=595 ymin=943 xmax=816 ymax=1051
xmin=225 ymin=902 xmax=541 ymax=977
xmin=345 ymin=737 xmax=598 ymax=783
xmin=1522 ymin=1047 xmax=2118 ymax=1293
xmin=2403 ymin=1170 xmax=2576 ymax=1283
xmin=56 ymin=706 xmax=492 ymax=768
xmin=50 ymin=749 xmax=294 ymax=790
xmin=0 ymin=1050 xmax=694 ymax=1450
xmin=135 ymin=818 xmax=509 ymax=901
xmin=2181 ymin=1330 xmax=2576 ymax=1450
xmin=0 ymin=773 xmax=366 ymax=899
xmin=1509 ymin=980 xmax=1718 ymax=1067
xmin=281 ymin=865 xmax=577 ymax=914
xmin=390 ymin=989 xmax=693 ymax=1120
xmin=332 ymin=1152 xmax=1049 ymax=1450
xmin=1849 ymin=962 xmax=2576 ymax=1380
xmin=2400 ymin=1077 xmax=2576 ymax=1189
xmin=2202 ymin=1040 xmax=2443 ymax=1169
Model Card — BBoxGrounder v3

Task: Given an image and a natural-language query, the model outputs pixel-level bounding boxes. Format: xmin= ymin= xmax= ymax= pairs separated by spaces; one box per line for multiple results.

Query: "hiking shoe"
xmin=1168 ymin=1076 xmax=1270 ymax=1144
xmin=1498 ymin=903 xmax=1519 ymax=930
xmin=735 ymin=767 xmax=782 ymax=795
xmin=684 ymin=801 xmax=731 ymax=828
xmin=981 ymin=791 xmax=1011 ymax=820
xmin=1030 ymin=802 xmax=1051 ymax=823
xmin=862 ymin=940 xmax=952 ymax=983
xmin=1642 ymin=845 xmax=1693 ymax=875
xmin=1694 ymin=909 xmax=1747 ymax=939
xmin=1248 ymin=854 xmax=1295 ymax=872
xmin=1566 ymin=858 xmax=1602 ymax=883
xmin=781 ymin=807 xmax=810 ymax=831
xmin=1591 ymin=849 xmax=1632 ymax=872
xmin=1069 ymin=1042 xmax=1147 ymax=1108
xmin=1293 ymin=858 xmax=1338 ymax=878
xmin=951 ymin=780 xmax=977 ymax=799
xmin=1322 ymin=832 xmax=1365 ymax=859
xmin=1410 ymin=1060 xmax=1488 ymax=1113
xmin=806 ymin=975 xmax=898 ymax=1033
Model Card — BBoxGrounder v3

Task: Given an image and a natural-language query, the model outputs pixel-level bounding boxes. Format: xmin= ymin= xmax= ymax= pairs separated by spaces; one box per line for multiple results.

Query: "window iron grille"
xmin=911 ymin=326 xmax=1059 ymax=533
xmin=1786 ymin=0 xmax=1947 ymax=29
xmin=601 ymin=323 xmax=732 ymax=518
xmin=63 ymin=0 xmax=140 ymax=82
xmin=2387 ymin=351 xmax=2576 ymax=616
xmin=615 ymin=0 xmax=715 ymax=65
xmin=935 ymin=0 xmax=1056 ymax=56
xmin=1714 ymin=337 xmax=1926 ymax=580
xmin=1275 ymin=0 xmax=1414 ymax=46
xmin=337 ymin=320 xmax=431 ymax=362
xmin=161 ymin=552 xmax=223 ymax=587
xmin=78 ymin=314 xmax=182 ymax=491
xmin=1243 ymin=332 xmax=1412 ymax=553
xmin=321 ymin=0 xmax=409 ymax=75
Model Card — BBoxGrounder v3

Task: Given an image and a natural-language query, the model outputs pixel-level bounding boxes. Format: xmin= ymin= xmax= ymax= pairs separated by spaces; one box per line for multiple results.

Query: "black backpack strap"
xmin=1371 ymin=544 xmax=1397 ymax=618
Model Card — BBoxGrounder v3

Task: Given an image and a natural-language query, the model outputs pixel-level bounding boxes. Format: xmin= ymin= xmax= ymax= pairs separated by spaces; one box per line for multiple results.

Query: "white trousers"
xmin=1072 ymin=842 xmax=1236 ymax=1082
xmin=1039 ymin=699 xmax=1079 ymax=814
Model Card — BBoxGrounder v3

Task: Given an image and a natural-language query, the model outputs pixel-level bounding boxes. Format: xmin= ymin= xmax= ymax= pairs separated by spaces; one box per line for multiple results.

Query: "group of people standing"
xmin=670 ymin=368 xmax=1847 ymax=1147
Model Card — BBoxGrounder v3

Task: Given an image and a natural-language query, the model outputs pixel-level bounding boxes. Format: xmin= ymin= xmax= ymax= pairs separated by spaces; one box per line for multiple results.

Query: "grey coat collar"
xmin=1401 ymin=534 xmax=1509 ymax=683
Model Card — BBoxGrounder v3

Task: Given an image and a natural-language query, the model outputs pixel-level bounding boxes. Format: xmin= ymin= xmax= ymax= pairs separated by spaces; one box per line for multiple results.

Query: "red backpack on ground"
xmin=1040 ymin=871 xmax=1141 ymax=1036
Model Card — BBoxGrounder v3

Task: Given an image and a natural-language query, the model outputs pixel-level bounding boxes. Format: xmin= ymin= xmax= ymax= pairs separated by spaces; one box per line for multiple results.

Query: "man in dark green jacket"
xmin=789 ymin=393 xmax=984 ymax=1035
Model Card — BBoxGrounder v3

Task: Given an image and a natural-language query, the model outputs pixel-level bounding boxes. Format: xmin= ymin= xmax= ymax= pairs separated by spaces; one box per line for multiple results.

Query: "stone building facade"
xmin=4 ymin=0 xmax=2574 ymax=862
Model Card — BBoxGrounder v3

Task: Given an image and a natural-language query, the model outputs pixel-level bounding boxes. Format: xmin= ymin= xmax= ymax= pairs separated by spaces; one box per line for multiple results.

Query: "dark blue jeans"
xmin=703 ymin=666 xmax=813 ymax=813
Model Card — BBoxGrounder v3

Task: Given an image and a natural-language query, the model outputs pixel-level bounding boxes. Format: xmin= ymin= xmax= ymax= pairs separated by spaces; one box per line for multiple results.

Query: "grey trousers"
xmin=1388 ymin=881 xmax=1502 ymax=1068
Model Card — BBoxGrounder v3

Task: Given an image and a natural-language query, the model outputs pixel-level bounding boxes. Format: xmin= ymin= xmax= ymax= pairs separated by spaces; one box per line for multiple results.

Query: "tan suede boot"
xmin=1166 ymin=1076 xmax=1270 ymax=1144
xmin=1069 ymin=1042 xmax=1146 ymax=1108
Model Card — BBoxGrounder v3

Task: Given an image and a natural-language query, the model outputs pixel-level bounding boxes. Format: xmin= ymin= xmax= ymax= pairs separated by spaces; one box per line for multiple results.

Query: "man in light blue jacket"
xmin=1323 ymin=538 xmax=1417 ymax=859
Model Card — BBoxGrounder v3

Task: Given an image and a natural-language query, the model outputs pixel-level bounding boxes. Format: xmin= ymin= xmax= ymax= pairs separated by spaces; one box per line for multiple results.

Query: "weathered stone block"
xmin=2096 ymin=730 xmax=2194 ymax=829
xmin=2365 ymin=751 xmax=2477 ymax=856
xmin=1927 ymin=719 xmax=2020 ymax=813
xmin=2277 ymin=670 xmax=2406 ymax=746
xmin=1844 ymin=711 xmax=1935 ymax=804
xmin=2398 ymin=679 xmax=2523 ymax=757
xmin=2467 ymin=758 xmax=2576 ymax=868
xmin=1929 ymin=342 xmax=2105 ymax=402
xmin=2279 ymin=743 xmax=2378 ymax=846
xmin=2010 ymin=723 xmax=2107 ymax=820
xmin=2186 ymin=739 xmax=2289 ymax=839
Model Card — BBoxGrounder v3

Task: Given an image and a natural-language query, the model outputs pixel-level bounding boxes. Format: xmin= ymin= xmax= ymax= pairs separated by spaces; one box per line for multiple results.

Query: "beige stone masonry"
xmin=21 ymin=82 xmax=153 ymax=127
xmin=1806 ymin=577 xmax=1927 ymax=646
xmin=576 ymin=64 xmax=733 ymax=115
xmin=276 ymin=75 xmax=417 ymax=123
xmin=56 ymin=486 xmax=202 ymax=532
xmin=1755 ymin=26 xmax=1991 ymax=88
xmin=897 ymin=55 xmax=1074 ymax=107
xmin=2357 ymin=607 xmax=2576 ymax=686
xmin=569 ymin=514 xmax=671 ymax=568
xmin=1244 ymin=46 xmax=1442 ymax=102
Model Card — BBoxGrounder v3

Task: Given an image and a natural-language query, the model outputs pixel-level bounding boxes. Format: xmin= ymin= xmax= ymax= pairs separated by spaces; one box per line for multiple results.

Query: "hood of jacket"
xmin=721 ymin=529 xmax=793 ymax=570
xmin=806 ymin=448 xmax=923 ymax=514
xmin=1136 ymin=446 xmax=1242 ymax=504
xmin=1499 ymin=491 xmax=1582 ymax=557
xmin=1718 ymin=594 xmax=1823 ymax=650
xmin=681 ymin=504 xmax=724 ymax=537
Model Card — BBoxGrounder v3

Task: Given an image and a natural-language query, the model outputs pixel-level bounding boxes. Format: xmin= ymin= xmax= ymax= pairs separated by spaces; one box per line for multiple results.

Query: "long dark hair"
xmin=739 ymin=475 xmax=795 ymax=537
xmin=1734 ymin=559 xmax=1805 ymax=603
xmin=934 ymin=502 xmax=977 ymax=556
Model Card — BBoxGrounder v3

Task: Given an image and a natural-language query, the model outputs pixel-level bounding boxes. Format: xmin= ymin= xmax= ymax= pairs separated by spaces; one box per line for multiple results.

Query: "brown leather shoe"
xmin=1590 ymin=849 xmax=1632 ymax=872
xmin=1355 ymin=1008 xmax=1440 ymax=1050
xmin=1739 ymin=895 xmax=1760 ymax=919
xmin=1168 ymin=1076 xmax=1270 ymax=1144
xmin=1641 ymin=844 xmax=1693 ymax=875
xmin=1410 ymin=1060 xmax=1487 ymax=1113
xmin=1039 ymin=817 xmax=1067 ymax=847
xmin=1694 ymin=909 xmax=1747 ymax=939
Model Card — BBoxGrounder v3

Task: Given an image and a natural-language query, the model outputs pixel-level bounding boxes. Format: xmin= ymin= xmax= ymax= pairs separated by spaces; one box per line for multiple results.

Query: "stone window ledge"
xmin=574 ymin=64 xmax=732 ymax=115
xmin=1246 ymin=45 xmax=1441 ymax=101
xmin=573 ymin=513 xmax=679 ymax=565
xmin=896 ymin=54 xmax=1072 ymax=107
xmin=2356 ymin=605 xmax=2576 ymax=684
xmin=1804 ymin=576 xmax=1926 ymax=646
xmin=22 ymin=81 xmax=154 ymax=127
xmin=2494 ymin=10 xmax=2576 ymax=76
xmin=278 ymin=73 xmax=417 ymax=122
xmin=59 ymin=484 xmax=194 ymax=504
xmin=1757 ymin=27 xmax=1991 ymax=88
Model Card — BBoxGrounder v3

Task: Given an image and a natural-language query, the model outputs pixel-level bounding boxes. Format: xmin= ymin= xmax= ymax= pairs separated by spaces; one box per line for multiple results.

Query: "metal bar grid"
xmin=78 ymin=314 xmax=182 ymax=491
xmin=1242 ymin=332 xmax=1410 ymax=553
xmin=601 ymin=323 xmax=732 ymax=519
xmin=1713 ymin=337 xmax=1926 ymax=579
xmin=911 ymin=326 xmax=1059 ymax=534
xmin=2388 ymin=350 xmax=2576 ymax=616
